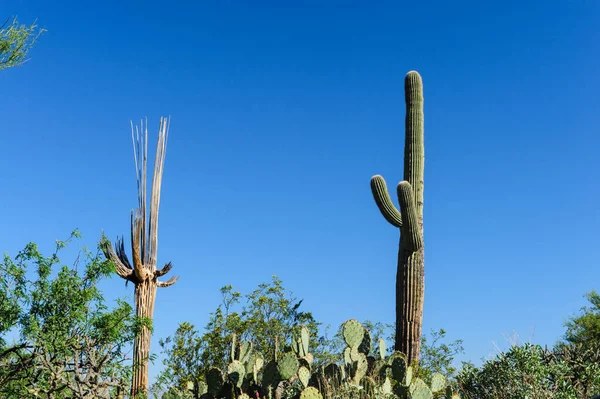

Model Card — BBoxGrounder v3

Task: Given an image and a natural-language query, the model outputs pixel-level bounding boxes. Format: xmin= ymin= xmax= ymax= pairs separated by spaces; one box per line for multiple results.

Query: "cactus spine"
xmin=370 ymin=71 xmax=425 ymax=364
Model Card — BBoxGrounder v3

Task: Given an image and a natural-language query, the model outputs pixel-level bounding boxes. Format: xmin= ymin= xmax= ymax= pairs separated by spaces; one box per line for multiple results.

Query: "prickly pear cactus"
xmin=206 ymin=367 xmax=224 ymax=396
xmin=298 ymin=366 xmax=311 ymax=388
xmin=391 ymin=356 xmax=407 ymax=384
xmin=246 ymin=352 xmax=265 ymax=377
xmin=358 ymin=328 xmax=372 ymax=355
xmin=239 ymin=341 xmax=253 ymax=363
xmin=430 ymin=373 xmax=446 ymax=393
xmin=405 ymin=365 xmax=414 ymax=386
xmin=227 ymin=360 xmax=246 ymax=388
xmin=378 ymin=338 xmax=387 ymax=360
xmin=342 ymin=319 xmax=365 ymax=348
xmin=262 ymin=360 xmax=280 ymax=388
xmin=277 ymin=352 xmax=300 ymax=380
xmin=406 ymin=378 xmax=434 ymax=399
xmin=197 ymin=381 xmax=208 ymax=396
xmin=349 ymin=352 xmax=368 ymax=385
xmin=300 ymin=326 xmax=310 ymax=355
xmin=299 ymin=386 xmax=323 ymax=399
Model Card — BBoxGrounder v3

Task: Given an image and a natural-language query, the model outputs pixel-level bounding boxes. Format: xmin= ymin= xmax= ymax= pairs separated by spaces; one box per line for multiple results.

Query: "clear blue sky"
xmin=2 ymin=0 xmax=599 ymax=381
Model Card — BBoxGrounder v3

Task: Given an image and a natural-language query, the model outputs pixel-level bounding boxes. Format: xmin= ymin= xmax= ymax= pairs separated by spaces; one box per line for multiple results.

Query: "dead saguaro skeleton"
xmin=101 ymin=117 xmax=178 ymax=398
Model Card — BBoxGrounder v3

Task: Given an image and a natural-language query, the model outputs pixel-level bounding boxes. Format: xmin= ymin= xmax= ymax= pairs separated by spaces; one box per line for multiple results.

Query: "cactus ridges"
xmin=298 ymin=366 xmax=311 ymax=388
xmin=277 ymin=352 xmax=299 ymax=380
xmin=370 ymin=71 xmax=425 ymax=365
xmin=206 ymin=367 xmax=224 ymax=396
xmin=397 ymin=181 xmax=423 ymax=250
xmin=403 ymin=71 xmax=424 ymax=216
xmin=342 ymin=319 xmax=365 ymax=348
xmin=430 ymin=373 xmax=446 ymax=393
xmin=299 ymin=386 xmax=323 ymax=399
xmin=227 ymin=360 xmax=246 ymax=388
xmin=370 ymin=175 xmax=403 ymax=228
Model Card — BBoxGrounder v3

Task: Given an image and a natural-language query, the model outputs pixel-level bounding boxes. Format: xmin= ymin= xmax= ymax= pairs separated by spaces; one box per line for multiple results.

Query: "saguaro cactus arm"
xmin=100 ymin=237 xmax=136 ymax=283
xmin=397 ymin=181 xmax=423 ymax=251
xmin=157 ymin=276 xmax=179 ymax=288
xmin=370 ymin=175 xmax=402 ymax=228
xmin=155 ymin=262 xmax=173 ymax=277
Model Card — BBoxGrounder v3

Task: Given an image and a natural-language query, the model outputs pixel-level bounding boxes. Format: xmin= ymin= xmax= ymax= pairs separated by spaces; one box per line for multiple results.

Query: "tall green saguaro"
xmin=370 ymin=71 xmax=425 ymax=365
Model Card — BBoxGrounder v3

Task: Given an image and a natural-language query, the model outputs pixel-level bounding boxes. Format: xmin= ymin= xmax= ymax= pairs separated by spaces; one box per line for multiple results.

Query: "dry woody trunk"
xmin=101 ymin=117 xmax=179 ymax=398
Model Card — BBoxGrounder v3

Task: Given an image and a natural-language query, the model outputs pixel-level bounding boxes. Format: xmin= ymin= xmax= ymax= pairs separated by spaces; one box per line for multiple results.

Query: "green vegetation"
xmin=370 ymin=71 xmax=425 ymax=364
xmin=1 ymin=70 xmax=598 ymax=398
xmin=2 ymin=237 xmax=598 ymax=399
xmin=0 ymin=231 xmax=136 ymax=398
xmin=0 ymin=16 xmax=45 ymax=70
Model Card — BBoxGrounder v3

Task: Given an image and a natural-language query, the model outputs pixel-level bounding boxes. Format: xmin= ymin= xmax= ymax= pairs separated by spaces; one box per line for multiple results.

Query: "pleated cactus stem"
xmin=370 ymin=71 xmax=425 ymax=365
xmin=100 ymin=117 xmax=179 ymax=398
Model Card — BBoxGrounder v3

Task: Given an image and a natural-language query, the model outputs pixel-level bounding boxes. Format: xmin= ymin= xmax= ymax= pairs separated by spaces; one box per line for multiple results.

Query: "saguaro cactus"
xmin=101 ymin=117 xmax=179 ymax=398
xmin=370 ymin=71 xmax=424 ymax=364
